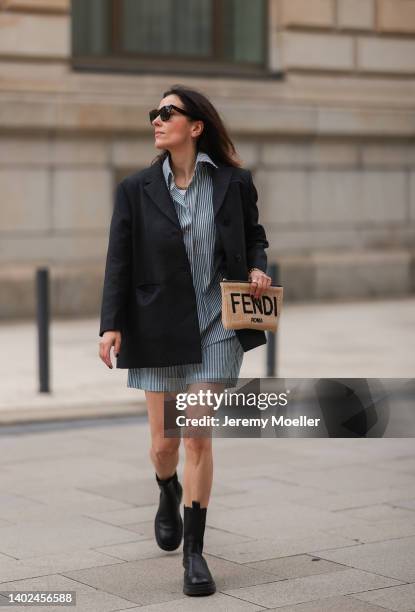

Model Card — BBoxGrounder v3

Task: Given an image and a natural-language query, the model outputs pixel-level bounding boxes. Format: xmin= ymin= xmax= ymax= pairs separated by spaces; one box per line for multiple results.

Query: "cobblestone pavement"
xmin=0 ymin=297 xmax=414 ymax=610
xmin=0 ymin=420 xmax=414 ymax=610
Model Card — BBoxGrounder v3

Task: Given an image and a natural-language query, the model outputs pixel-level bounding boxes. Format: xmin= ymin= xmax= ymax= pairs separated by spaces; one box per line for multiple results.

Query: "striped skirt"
xmin=127 ymin=335 xmax=244 ymax=392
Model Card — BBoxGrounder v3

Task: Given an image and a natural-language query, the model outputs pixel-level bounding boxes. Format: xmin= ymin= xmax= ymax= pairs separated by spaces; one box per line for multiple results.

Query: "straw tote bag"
xmin=220 ymin=279 xmax=283 ymax=333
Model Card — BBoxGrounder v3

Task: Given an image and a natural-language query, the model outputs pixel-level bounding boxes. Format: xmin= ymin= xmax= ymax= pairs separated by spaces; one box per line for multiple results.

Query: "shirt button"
xmin=234 ymin=253 xmax=242 ymax=262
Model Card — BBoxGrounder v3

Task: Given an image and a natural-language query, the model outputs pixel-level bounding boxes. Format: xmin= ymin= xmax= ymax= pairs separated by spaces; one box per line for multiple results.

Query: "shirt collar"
xmin=162 ymin=150 xmax=218 ymax=188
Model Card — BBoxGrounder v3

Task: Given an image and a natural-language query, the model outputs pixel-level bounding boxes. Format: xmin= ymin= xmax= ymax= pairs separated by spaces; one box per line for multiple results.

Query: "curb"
xmin=0 ymin=401 xmax=147 ymax=427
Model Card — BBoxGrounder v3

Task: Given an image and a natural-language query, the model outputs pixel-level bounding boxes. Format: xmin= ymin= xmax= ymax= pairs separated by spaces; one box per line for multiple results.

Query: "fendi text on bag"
xmin=220 ymin=280 xmax=283 ymax=332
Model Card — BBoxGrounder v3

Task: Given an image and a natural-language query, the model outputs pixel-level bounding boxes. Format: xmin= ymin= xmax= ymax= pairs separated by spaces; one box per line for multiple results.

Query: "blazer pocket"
xmin=135 ymin=283 xmax=162 ymax=307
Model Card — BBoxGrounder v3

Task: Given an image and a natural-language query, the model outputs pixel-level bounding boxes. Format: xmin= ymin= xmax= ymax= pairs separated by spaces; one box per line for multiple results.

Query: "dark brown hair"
xmin=151 ymin=84 xmax=241 ymax=168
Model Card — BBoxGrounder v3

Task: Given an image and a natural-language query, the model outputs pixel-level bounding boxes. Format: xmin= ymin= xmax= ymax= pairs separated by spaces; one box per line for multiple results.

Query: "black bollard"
xmin=36 ymin=267 xmax=50 ymax=393
xmin=266 ymin=262 xmax=279 ymax=377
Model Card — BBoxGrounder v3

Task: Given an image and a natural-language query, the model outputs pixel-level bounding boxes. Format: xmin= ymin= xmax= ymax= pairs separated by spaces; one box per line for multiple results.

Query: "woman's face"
xmin=152 ymin=94 xmax=203 ymax=152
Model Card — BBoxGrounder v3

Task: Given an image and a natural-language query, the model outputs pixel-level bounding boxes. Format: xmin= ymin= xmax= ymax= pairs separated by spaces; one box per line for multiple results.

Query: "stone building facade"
xmin=1 ymin=0 xmax=415 ymax=319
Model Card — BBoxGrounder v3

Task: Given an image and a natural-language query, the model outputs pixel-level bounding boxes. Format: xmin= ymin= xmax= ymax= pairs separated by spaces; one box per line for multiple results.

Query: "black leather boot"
xmin=183 ymin=501 xmax=216 ymax=596
xmin=154 ymin=471 xmax=183 ymax=551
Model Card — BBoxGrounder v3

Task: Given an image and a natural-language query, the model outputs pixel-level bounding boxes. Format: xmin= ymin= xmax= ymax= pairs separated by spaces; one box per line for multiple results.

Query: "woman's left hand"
xmin=248 ymin=268 xmax=273 ymax=299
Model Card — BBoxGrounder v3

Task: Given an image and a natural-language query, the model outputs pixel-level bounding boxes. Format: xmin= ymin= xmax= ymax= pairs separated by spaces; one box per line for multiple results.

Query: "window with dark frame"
xmin=71 ymin=0 xmax=269 ymax=77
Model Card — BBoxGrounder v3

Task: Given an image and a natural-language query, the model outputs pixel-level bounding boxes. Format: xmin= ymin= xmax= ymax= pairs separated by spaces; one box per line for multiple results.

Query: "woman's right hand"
xmin=99 ymin=331 xmax=121 ymax=369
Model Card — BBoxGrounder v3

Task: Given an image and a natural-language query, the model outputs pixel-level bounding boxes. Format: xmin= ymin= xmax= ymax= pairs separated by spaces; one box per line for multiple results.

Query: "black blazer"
xmin=99 ymin=157 xmax=269 ymax=368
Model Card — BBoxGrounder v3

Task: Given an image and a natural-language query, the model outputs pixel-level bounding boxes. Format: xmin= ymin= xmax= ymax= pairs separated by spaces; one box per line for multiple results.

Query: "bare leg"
xmin=145 ymin=390 xmax=181 ymax=479
xmin=182 ymin=382 xmax=225 ymax=508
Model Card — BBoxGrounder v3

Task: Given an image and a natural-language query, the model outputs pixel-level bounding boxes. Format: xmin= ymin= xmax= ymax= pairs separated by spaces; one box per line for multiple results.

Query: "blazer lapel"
xmin=143 ymin=160 xmax=181 ymax=228
xmin=212 ymin=164 xmax=234 ymax=218
xmin=143 ymin=157 xmax=234 ymax=227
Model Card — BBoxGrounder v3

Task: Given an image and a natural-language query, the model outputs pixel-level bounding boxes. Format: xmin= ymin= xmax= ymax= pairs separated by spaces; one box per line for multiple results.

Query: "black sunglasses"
xmin=149 ymin=104 xmax=195 ymax=125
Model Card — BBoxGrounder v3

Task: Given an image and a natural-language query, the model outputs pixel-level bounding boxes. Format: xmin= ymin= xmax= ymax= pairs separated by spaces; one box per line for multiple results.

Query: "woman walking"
xmin=99 ymin=85 xmax=271 ymax=596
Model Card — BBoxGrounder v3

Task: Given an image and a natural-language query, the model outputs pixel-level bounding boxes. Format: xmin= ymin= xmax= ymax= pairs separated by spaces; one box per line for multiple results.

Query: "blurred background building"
xmin=1 ymin=0 xmax=415 ymax=320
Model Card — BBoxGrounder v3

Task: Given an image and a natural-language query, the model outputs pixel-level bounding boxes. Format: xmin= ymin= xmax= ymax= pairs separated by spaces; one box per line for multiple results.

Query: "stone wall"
xmin=271 ymin=0 xmax=415 ymax=74
xmin=0 ymin=0 xmax=415 ymax=318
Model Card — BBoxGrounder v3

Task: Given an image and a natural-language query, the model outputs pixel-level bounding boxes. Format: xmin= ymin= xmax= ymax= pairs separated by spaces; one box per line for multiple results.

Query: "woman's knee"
xmin=150 ymin=437 xmax=180 ymax=463
xmin=183 ymin=436 xmax=212 ymax=459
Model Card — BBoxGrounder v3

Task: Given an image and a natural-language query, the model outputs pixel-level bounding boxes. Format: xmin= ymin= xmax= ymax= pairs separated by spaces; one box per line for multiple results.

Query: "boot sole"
xmin=155 ymin=515 xmax=183 ymax=551
xmin=183 ymin=581 xmax=216 ymax=596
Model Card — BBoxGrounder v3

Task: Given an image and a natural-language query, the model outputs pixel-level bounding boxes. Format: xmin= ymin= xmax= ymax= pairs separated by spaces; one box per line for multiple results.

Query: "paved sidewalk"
xmin=0 ymin=297 xmax=414 ymax=610
xmin=1 ymin=296 xmax=414 ymax=424
xmin=0 ymin=419 xmax=414 ymax=610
